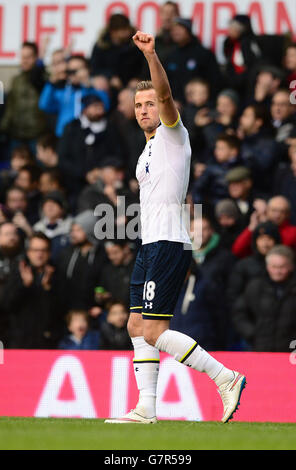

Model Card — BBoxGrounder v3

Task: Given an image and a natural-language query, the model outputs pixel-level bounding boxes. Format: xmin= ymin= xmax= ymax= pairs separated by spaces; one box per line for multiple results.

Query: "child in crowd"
xmin=59 ymin=309 xmax=100 ymax=350
xmin=0 ymin=145 xmax=34 ymax=200
xmin=36 ymin=134 xmax=59 ymax=168
xmin=99 ymin=301 xmax=132 ymax=350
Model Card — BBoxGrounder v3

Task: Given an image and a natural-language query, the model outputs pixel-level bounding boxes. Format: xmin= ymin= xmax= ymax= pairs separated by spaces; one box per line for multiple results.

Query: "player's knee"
xmin=143 ymin=331 xmax=158 ymax=347
xmin=127 ymin=314 xmax=143 ymax=338
xmin=144 ymin=321 xmax=169 ymax=347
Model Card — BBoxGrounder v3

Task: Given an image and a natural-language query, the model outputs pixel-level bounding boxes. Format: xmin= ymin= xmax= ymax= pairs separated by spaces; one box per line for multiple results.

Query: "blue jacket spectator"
xmin=59 ymin=330 xmax=100 ymax=350
xmin=39 ymin=55 xmax=110 ymax=136
xmin=58 ymin=309 xmax=100 ymax=350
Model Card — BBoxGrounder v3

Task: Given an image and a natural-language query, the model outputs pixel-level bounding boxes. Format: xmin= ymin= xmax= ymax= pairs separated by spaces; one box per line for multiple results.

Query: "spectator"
xmin=182 ymin=78 xmax=211 ymax=139
xmin=2 ymin=186 xmax=28 ymax=220
xmin=0 ymin=222 xmax=23 ymax=345
xmin=192 ymin=88 xmax=240 ymax=159
xmin=33 ymin=191 xmax=72 ymax=260
xmin=36 ymin=134 xmax=59 ymax=168
xmin=284 ymin=43 xmax=296 ymax=90
xmin=215 ymin=198 xmax=245 ymax=249
xmin=187 ymin=215 xmax=235 ymax=349
xmin=58 ymin=94 xmax=123 ymax=201
xmin=250 ymin=65 xmax=283 ymax=107
xmin=77 ymin=160 xmax=137 ymax=217
xmin=0 ymin=42 xmax=48 ymax=152
xmin=191 ymin=134 xmax=241 ymax=207
xmin=223 ymin=14 xmax=262 ymax=94
xmin=1 ymin=232 xmax=62 ymax=348
xmin=189 ymin=87 xmax=240 ymax=161
xmin=111 ymin=87 xmax=146 ymax=181
xmin=1 ymin=186 xmax=33 ymax=239
xmin=165 ymin=18 xmax=222 ymax=102
xmin=39 ymin=55 xmax=110 ymax=137
xmin=238 ymin=103 xmax=279 ymax=193
xmin=56 ymin=210 xmax=106 ymax=312
xmin=0 ymin=145 xmax=34 ymax=200
xmin=228 ymin=221 xmax=281 ymax=306
xmin=99 ymin=301 xmax=132 ymax=350
xmin=232 ymin=196 xmax=296 ymax=257
xmin=232 ymin=245 xmax=296 ymax=351
xmin=216 ymin=88 xmax=240 ymax=129
xmin=49 ymin=48 xmax=68 ymax=84
xmin=39 ymin=168 xmax=65 ymax=196
xmin=274 ymin=143 xmax=296 ymax=223
xmin=94 ymin=240 xmax=135 ymax=307
xmin=90 ymin=14 xmax=144 ymax=87
xmin=225 ymin=166 xmax=260 ymax=227
xmin=14 ymin=164 xmax=42 ymax=224
xmin=155 ymin=1 xmax=179 ymax=64
xmin=59 ymin=309 xmax=100 ymax=350
xmin=271 ymin=89 xmax=296 ymax=144
xmin=171 ymin=268 xmax=216 ymax=350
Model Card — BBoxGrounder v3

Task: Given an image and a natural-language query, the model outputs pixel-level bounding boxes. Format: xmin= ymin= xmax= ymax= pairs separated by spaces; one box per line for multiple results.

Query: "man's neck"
xmin=145 ymin=131 xmax=156 ymax=142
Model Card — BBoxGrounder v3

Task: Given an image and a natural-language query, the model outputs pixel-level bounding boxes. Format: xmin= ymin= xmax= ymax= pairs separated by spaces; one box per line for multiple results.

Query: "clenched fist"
xmin=132 ymin=31 xmax=155 ymax=55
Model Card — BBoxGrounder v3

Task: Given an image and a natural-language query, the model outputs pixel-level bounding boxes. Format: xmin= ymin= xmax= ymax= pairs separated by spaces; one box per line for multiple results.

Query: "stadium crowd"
xmin=1 ymin=2 xmax=296 ymax=352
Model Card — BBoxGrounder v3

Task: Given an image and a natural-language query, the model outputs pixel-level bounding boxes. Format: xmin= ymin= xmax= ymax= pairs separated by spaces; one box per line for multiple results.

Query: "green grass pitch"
xmin=0 ymin=418 xmax=295 ymax=450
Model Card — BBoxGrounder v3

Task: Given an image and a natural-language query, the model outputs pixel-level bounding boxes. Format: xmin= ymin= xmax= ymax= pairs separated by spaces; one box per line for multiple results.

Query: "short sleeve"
xmin=159 ymin=112 xmax=188 ymax=146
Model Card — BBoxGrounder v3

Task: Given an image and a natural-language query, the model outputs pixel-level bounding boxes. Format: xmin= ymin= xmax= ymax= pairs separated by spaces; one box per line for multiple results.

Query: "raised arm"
xmin=133 ymin=31 xmax=178 ymax=126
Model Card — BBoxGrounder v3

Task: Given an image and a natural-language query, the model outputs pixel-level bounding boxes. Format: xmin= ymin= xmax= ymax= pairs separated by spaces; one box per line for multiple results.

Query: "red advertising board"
xmin=0 ymin=350 xmax=295 ymax=422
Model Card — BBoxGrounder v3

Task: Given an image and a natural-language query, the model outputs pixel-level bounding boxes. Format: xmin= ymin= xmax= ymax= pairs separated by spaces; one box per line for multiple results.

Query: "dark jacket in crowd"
xmin=58 ymin=117 xmax=123 ymax=196
xmin=96 ymin=258 xmax=135 ymax=307
xmin=274 ymin=164 xmax=296 ymax=225
xmin=1 ymin=262 xmax=62 ymax=348
xmin=191 ymin=239 xmax=236 ymax=349
xmin=227 ymin=251 xmax=267 ymax=306
xmin=165 ymin=37 xmax=222 ymax=102
xmin=240 ymin=130 xmax=279 ymax=194
xmin=232 ymin=274 xmax=296 ymax=351
xmin=90 ymin=30 xmax=144 ymax=85
xmin=99 ymin=321 xmax=132 ymax=350
xmin=0 ymin=249 xmax=23 ymax=344
xmin=191 ymin=158 xmax=241 ymax=206
xmin=223 ymin=15 xmax=262 ymax=93
xmin=155 ymin=29 xmax=177 ymax=65
xmin=218 ymin=223 xmax=245 ymax=251
xmin=77 ymin=178 xmax=138 ymax=215
xmin=171 ymin=272 xmax=217 ymax=350
xmin=182 ymin=104 xmax=226 ymax=161
xmin=56 ymin=244 xmax=107 ymax=311
xmin=0 ymin=64 xmax=48 ymax=140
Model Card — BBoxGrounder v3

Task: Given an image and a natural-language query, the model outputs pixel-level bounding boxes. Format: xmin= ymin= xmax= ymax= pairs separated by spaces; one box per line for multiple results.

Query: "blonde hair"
xmin=135 ymin=80 xmax=154 ymax=94
xmin=266 ymin=245 xmax=295 ymax=265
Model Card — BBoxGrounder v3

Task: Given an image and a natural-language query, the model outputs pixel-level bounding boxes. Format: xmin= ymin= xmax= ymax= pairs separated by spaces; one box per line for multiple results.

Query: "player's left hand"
xmin=132 ymin=31 xmax=155 ymax=55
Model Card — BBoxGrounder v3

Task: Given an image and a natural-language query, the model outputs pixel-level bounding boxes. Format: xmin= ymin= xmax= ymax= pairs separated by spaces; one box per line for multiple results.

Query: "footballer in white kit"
xmin=130 ymin=110 xmax=193 ymax=321
xmin=105 ymin=29 xmax=246 ymax=425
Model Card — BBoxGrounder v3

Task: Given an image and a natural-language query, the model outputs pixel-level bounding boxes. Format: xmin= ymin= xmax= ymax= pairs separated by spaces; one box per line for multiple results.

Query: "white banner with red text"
xmin=0 ymin=0 xmax=296 ymax=65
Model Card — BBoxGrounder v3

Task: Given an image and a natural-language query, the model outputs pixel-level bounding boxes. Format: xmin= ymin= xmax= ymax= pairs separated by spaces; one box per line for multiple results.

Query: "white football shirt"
xmin=136 ymin=114 xmax=192 ymax=245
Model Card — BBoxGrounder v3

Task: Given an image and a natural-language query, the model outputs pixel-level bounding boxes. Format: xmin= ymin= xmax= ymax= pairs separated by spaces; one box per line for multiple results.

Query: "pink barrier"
xmin=0 ymin=350 xmax=295 ymax=422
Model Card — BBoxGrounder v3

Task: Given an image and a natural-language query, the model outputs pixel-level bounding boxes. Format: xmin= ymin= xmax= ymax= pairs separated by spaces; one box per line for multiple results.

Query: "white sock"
xmin=155 ymin=329 xmax=233 ymax=386
xmin=131 ymin=336 xmax=160 ymax=417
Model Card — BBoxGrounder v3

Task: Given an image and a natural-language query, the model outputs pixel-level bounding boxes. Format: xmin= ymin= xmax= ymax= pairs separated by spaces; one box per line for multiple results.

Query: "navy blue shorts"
xmin=130 ymin=241 xmax=192 ymax=320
